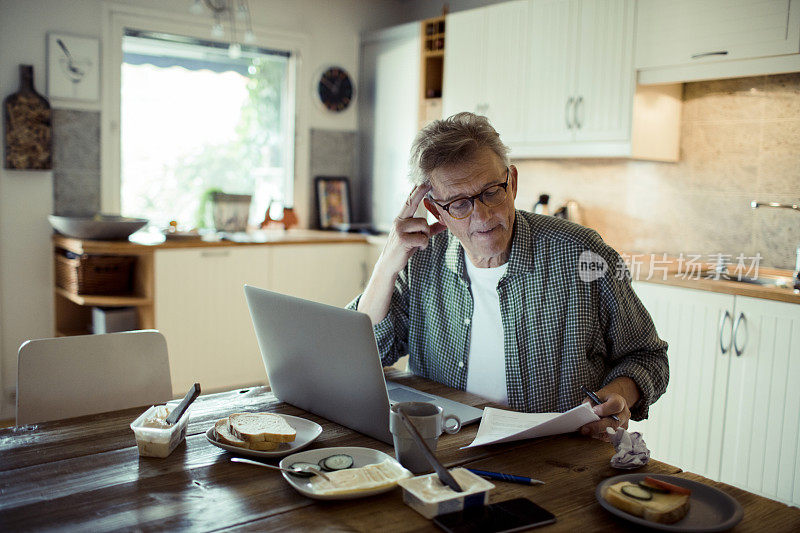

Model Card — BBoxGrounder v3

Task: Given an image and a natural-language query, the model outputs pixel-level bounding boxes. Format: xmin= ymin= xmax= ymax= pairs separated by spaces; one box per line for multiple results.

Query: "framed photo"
xmin=315 ymin=176 xmax=351 ymax=230
xmin=47 ymin=33 xmax=100 ymax=102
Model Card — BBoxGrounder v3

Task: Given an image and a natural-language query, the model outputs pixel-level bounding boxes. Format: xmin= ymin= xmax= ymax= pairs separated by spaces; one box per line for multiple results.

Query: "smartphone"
xmin=432 ymin=498 xmax=556 ymax=533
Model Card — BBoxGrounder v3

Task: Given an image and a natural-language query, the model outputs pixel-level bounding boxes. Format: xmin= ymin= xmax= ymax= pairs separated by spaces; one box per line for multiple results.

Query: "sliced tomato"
xmin=643 ymin=476 xmax=692 ymax=495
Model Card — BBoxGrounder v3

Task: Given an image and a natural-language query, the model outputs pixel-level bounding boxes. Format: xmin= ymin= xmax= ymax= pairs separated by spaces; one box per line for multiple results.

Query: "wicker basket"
xmin=55 ymin=253 xmax=136 ymax=295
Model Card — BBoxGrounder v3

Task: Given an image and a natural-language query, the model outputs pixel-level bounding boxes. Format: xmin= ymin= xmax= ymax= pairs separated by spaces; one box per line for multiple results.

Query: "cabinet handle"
xmin=732 ymin=312 xmax=747 ymax=357
xmin=565 ymin=96 xmax=574 ymax=129
xmin=719 ymin=310 xmax=732 ymax=354
xmin=200 ymin=250 xmax=231 ymax=258
xmin=691 ymin=50 xmax=729 ymax=59
xmin=574 ymin=95 xmax=584 ymax=129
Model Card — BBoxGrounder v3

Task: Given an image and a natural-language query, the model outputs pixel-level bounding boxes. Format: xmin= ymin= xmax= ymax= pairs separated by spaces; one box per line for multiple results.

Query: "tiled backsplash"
xmin=514 ymin=73 xmax=800 ymax=270
xmin=309 ymin=129 xmax=360 ymax=226
xmin=52 ymin=110 xmax=101 ymax=216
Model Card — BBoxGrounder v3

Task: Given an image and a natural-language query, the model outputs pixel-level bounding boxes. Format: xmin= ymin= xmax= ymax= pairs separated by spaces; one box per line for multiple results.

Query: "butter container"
xmin=130 ymin=404 xmax=190 ymax=458
xmin=397 ymin=467 xmax=495 ymax=519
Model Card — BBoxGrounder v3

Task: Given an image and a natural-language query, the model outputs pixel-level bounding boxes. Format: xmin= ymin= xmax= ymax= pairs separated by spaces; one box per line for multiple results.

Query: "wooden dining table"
xmin=2 ymin=369 xmax=799 ymax=532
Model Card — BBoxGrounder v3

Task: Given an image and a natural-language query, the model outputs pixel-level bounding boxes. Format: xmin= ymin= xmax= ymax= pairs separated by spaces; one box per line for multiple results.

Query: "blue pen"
xmin=466 ymin=468 xmax=545 ymax=486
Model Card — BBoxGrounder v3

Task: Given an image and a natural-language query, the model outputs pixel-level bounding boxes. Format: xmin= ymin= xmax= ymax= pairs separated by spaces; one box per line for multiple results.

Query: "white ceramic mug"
xmin=389 ymin=401 xmax=461 ymax=474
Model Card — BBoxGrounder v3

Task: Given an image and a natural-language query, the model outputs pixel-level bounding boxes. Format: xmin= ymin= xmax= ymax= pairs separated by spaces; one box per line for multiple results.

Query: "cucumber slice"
xmin=638 ymin=480 xmax=669 ymax=494
xmin=319 ymin=454 xmax=354 ymax=471
xmin=621 ymin=484 xmax=653 ymax=500
xmin=288 ymin=462 xmax=318 ymax=477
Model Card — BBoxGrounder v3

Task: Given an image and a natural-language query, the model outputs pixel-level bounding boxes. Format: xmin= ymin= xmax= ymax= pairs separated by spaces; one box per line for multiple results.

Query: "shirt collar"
xmin=444 ymin=210 xmax=534 ymax=279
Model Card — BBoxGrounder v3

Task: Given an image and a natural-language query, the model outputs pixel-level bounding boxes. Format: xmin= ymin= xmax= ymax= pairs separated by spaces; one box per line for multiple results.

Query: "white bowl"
xmin=49 ymin=214 xmax=148 ymax=240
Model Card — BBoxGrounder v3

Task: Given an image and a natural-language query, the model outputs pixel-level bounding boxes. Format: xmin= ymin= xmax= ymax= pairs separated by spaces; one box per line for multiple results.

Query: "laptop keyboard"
xmin=387 ymin=387 xmax=436 ymax=404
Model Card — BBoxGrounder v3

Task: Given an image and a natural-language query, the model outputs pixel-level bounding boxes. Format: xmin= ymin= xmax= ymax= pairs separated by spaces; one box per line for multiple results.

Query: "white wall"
xmin=0 ymin=0 xmax=405 ymax=420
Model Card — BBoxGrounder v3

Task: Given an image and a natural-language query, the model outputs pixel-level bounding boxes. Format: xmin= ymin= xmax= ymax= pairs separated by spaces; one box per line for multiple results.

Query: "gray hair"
xmin=408 ymin=112 xmax=510 ymax=185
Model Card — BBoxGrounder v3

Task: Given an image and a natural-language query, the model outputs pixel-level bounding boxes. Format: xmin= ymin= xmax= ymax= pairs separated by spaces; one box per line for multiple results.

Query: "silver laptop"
xmin=243 ymin=284 xmax=483 ymax=444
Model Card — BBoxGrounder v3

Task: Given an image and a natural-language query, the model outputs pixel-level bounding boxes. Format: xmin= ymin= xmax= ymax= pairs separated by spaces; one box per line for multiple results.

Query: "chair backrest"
xmin=16 ymin=330 xmax=172 ymax=425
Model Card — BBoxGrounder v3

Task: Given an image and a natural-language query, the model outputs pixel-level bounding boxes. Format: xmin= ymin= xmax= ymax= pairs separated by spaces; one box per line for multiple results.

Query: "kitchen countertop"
xmin=625 ymin=252 xmax=799 ymax=305
xmin=52 ymin=233 xmax=798 ymax=304
xmin=52 ymin=229 xmax=369 ymax=254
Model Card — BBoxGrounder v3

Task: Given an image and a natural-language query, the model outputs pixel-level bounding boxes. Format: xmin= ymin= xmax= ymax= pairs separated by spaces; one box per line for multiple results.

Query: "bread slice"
xmin=229 ymin=412 xmax=296 ymax=443
xmin=215 ymin=418 xmax=250 ymax=448
xmin=214 ymin=418 xmax=280 ymax=451
xmin=604 ymin=481 xmax=690 ymax=524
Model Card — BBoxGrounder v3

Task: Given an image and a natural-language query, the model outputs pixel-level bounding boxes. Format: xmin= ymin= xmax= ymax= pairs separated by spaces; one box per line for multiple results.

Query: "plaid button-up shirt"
xmin=348 ymin=211 xmax=668 ymax=420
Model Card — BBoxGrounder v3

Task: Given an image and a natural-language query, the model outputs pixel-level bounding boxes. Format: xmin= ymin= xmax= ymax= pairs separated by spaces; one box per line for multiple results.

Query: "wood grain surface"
xmin=2 ymin=371 xmax=798 ymax=532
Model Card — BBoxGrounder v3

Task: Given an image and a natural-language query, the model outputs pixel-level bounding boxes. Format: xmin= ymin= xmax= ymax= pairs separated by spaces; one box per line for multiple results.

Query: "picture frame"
xmin=47 ymin=32 xmax=100 ymax=102
xmin=315 ymin=176 xmax=351 ymax=230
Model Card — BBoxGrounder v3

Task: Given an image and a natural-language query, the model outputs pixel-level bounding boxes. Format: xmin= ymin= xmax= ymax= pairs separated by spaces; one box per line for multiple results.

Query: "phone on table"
xmin=432 ymin=498 xmax=556 ymax=533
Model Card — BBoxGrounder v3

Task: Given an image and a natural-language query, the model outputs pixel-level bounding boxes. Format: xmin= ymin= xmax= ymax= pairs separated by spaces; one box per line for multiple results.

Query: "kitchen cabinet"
xmin=627 ymin=282 xmax=733 ymax=481
xmin=52 ymin=234 xmax=370 ymax=397
xmin=443 ymin=0 xmax=636 ymax=158
xmin=268 ymin=244 xmax=368 ymax=307
xmin=629 ymin=282 xmax=800 ymax=507
xmin=154 ymin=247 xmax=272 ymax=395
xmin=155 ymin=243 xmax=370 ymax=394
xmin=442 ymin=0 xmax=529 ymax=145
xmin=636 ymin=0 xmax=800 ymax=84
xmin=719 ymin=295 xmax=800 ymax=506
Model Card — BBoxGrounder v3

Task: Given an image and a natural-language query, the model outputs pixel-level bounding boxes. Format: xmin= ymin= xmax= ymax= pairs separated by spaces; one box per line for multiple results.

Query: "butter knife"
xmin=397 ymin=407 xmax=463 ymax=492
xmin=166 ymin=383 xmax=201 ymax=425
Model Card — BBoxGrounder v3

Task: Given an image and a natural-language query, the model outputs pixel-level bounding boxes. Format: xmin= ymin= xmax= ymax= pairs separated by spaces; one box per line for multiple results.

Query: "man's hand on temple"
xmin=378 ymin=183 xmax=446 ymax=276
xmin=357 ymin=183 xmax=446 ymax=326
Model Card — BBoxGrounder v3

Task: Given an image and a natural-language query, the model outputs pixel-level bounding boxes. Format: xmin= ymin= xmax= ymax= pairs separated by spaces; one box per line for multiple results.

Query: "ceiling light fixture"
xmin=189 ymin=0 xmax=255 ymax=58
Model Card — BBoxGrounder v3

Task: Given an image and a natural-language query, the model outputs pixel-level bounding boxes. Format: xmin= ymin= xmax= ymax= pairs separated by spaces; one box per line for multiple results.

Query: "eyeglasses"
xmin=428 ymin=168 xmax=510 ymax=220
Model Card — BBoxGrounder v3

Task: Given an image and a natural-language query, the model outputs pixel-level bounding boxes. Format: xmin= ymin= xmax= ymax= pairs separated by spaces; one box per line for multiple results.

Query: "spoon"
xmin=230 ymin=457 xmax=331 ymax=481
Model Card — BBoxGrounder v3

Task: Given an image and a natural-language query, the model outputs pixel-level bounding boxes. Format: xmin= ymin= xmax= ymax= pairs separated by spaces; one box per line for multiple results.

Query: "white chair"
xmin=16 ymin=330 xmax=173 ymax=425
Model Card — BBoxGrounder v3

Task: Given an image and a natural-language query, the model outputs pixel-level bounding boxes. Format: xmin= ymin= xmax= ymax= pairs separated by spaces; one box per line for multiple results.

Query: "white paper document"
xmin=463 ymin=403 xmax=600 ymax=448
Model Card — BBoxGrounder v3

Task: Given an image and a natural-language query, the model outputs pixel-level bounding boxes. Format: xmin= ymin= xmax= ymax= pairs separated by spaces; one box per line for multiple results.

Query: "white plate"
xmin=205 ymin=414 xmax=322 ymax=458
xmin=279 ymin=446 xmax=409 ymax=500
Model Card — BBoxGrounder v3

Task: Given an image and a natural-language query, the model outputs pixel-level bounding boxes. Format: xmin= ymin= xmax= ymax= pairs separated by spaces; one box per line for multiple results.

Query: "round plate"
xmin=279 ymin=446 xmax=408 ymax=500
xmin=205 ymin=414 xmax=322 ymax=458
xmin=596 ymin=473 xmax=744 ymax=532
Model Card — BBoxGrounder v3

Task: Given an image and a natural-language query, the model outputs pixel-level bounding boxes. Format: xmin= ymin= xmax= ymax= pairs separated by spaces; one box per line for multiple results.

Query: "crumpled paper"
xmin=606 ymin=427 xmax=650 ymax=469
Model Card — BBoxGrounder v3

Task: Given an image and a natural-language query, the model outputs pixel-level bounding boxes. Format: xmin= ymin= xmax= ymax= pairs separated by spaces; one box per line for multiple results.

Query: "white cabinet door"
xmin=442 ymin=8 xmax=486 ymax=118
xmin=524 ymin=0 xmax=578 ymax=144
xmin=154 ymin=247 xmax=271 ymax=395
xmin=636 ymin=0 xmax=800 ymax=70
xmin=574 ymin=0 xmax=634 ymax=142
xmin=269 ymin=244 xmax=367 ymax=307
xmin=483 ymin=0 xmax=529 ymax=144
xmin=629 ymin=282 xmax=735 ymax=480
xmin=720 ymin=296 xmax=800 ymax=506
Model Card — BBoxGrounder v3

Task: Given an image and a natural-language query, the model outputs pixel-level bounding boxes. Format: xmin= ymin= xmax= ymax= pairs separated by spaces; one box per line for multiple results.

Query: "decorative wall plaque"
xmin=3 ymin=65 xmax=53 ymax=170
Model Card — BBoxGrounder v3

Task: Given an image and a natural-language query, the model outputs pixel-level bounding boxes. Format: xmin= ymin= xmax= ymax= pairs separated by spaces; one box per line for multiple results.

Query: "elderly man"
xmin=348 ymin=112 xmax=668 ymax=439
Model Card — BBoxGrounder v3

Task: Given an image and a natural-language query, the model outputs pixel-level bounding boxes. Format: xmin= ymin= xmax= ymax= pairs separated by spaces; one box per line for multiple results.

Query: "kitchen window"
xmin=120 ymin=30 xmax=295 ymax=229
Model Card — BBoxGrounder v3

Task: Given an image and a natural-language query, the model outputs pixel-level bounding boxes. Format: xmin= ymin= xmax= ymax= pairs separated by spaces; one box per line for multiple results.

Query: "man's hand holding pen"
xmin=578 ymin=377 xmax=639 ymax=441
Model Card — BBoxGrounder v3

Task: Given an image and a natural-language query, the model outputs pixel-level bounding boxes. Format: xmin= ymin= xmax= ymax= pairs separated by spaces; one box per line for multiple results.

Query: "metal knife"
xmin=166 ymin=383 xmax=201 ymax=425
xmin=397 ymin=407 xmax=464 ymax=492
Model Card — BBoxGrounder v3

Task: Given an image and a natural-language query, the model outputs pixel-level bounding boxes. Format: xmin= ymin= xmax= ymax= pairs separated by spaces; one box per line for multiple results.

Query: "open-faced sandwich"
xmin=603 ymin=476 xmax=691 ymax=524
xmin=214 ymin=412 xmax=296 ymax=451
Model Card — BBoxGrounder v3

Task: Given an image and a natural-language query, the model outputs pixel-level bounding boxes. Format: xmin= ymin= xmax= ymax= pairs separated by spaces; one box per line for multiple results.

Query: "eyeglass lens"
xmin=448 ymin=185 xmax=507 ymax=219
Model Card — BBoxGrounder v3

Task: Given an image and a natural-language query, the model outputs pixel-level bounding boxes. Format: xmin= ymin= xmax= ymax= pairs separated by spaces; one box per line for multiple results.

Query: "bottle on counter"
xmin=533 ymin=194 xmax=550 ymax=216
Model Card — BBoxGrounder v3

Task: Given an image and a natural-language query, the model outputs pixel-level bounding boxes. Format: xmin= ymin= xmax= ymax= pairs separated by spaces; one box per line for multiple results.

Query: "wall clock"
xmin=317 ymin=66 xmax=353 ymax=112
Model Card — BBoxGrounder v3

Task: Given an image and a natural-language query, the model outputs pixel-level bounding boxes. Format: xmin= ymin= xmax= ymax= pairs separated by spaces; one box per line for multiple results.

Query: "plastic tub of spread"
xmin=397 ymin=467 xmax=495 ymax=519
xmin=130 ymin=404 xmax=190 ymax=458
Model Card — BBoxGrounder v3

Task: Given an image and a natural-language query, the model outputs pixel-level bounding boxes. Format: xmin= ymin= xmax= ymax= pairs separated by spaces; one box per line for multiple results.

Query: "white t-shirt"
xmin=464 ymin=259 xmax=509 ymax=405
